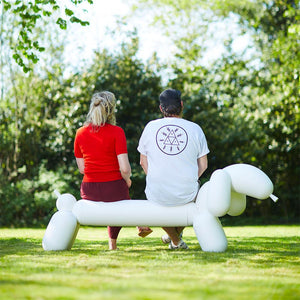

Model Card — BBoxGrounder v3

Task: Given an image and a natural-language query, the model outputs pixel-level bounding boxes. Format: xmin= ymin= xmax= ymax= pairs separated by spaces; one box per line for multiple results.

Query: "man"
xmin=137 ymin=88 xmax=209 ymax=249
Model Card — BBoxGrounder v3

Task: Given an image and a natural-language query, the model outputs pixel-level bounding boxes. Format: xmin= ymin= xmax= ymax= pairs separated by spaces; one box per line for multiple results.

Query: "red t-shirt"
xmin=74 ymin=124 xmax=128 ymax=182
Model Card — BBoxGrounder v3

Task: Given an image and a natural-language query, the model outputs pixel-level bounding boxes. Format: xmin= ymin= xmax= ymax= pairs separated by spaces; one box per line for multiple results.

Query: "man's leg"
xmin=175 ymin=227 xmax=185 ymax=236
xmin=162 ymin=227 xmax=181 ymax=245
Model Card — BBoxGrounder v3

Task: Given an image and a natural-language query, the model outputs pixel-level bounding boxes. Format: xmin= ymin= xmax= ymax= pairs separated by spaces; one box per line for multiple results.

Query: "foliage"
xmin=132 ymin=0 xmax=300 ymax=221
xmin=0 ymin=0 xmax=92 ymax=72
xmin=0 ymin=24 xmax=162 ymax=225
xmin=0 ymin=1 xmax=299 ymax=226
xmin=0 ymin=226 xmax=299 ymax=299
xmin=207 ymin=0 xmax=300 ymax=220
xmin=0 ymin=164 xmax=78 ymax=227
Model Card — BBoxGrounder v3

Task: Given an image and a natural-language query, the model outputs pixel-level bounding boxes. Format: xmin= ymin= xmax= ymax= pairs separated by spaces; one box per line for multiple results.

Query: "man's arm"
xmin=197 ymin=155 xmax=208 ymax=178
xmin=140 ymin=154 xmax=148 ymax=175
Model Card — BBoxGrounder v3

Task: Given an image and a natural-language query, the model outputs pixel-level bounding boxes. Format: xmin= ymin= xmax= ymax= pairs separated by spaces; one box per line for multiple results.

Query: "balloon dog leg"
xmin=42 ymin=210 xmax=79 ymax=251
xmin=42 ymin=191 xmax=79 ymax=251
xmin=193 ymin=212 xmax=228 ymax=252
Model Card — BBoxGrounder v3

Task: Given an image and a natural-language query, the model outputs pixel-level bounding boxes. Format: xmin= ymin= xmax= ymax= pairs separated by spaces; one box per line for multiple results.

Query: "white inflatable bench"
xmin=42 ymin=164 xmax=278 ymax=252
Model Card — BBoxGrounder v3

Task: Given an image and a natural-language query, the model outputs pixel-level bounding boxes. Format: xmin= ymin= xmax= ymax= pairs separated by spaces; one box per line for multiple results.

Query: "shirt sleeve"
xmin=74 ymin=130 xmax=83 ymax=158
xmin=197 ymin=127 xmax=210 ymax=158
xmin=137 ymin=125 xmax=148 ymax=155
xmin=115 ymin=127 xmax=128 ymax=155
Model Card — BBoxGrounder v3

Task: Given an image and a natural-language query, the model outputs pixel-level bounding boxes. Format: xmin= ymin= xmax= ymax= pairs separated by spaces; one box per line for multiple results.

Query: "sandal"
xmin=138 ymin=227 xmax=153 ymax=238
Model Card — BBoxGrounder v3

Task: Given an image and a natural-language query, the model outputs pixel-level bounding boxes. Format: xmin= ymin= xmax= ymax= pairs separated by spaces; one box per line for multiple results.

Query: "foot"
xmin=169 ymin=239 xmax=189 ymax=250
xmin=161 ymin=234 xmax=171 ymax=244
xmin=161 ymin=232 xmax=182 ymax=244
xmin=138 ymin=227 xmax=153 ymax=238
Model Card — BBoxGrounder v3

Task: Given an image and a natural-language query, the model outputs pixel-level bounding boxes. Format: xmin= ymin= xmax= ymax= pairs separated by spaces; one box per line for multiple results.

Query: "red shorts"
xmin=80 ymin=179 xmax=130 ymax=201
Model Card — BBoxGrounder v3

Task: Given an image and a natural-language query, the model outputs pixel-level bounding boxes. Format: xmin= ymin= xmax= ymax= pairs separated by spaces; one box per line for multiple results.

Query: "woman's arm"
xmin=197 ymin=155 xmax=208 ymax=178
xmin=140 ymin=154 xmax=148 ymax=175
xmin=117 ymin=153 xmax=132 ymax=188
xmin=76 ymin=157 xmax=85 ymax=174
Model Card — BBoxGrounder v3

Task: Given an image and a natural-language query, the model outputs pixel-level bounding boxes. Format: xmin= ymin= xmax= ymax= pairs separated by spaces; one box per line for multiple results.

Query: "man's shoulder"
xmin=144 ymin=118 xmax=202 ymax=132
xmin=172 ymin=118 xmax=202 ymax=130
xmin=144 ymin=118 xmax=164 ymax=128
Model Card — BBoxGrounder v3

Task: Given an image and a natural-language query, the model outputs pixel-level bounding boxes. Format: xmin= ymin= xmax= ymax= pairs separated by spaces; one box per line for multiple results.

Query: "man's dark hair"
xmin=159 ymin=89 xmax=182 ymax=117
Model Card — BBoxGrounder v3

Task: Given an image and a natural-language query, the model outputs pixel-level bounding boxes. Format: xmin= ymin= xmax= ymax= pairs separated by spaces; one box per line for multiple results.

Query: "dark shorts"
xmin=80 ymin=179 xmax=130 ymax=202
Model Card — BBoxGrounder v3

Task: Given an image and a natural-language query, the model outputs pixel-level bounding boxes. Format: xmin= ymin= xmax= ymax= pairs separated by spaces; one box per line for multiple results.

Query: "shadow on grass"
xmin=1 ymin=235 xmax=299 ymax=267
xmin=70 ymin=235 xmax=300 ymax=265
xmin=225 ymin=236 xmax=300 ymax=265
xmin=0 ymin=238 xmax=41 ymax=258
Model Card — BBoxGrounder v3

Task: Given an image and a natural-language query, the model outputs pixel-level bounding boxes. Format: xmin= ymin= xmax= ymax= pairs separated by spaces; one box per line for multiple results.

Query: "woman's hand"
xmin=126 ymin=178 xmax=132 ymax=188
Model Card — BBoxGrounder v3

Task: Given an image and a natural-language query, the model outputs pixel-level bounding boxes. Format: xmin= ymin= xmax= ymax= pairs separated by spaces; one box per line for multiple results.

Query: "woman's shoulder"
xmin=106 ymin=123 xmax=125 ymax=134
xmin=106 ymin=123 xmax=123 ymax=130
xmin=76 ymin=125 xmax=89 ymax=135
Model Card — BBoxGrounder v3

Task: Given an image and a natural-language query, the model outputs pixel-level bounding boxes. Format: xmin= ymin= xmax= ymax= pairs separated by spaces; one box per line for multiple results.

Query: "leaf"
xmin=32 ymin=5 xmax=40 ymax=13
xmin=43 ymin=11 xmax=52 ymax=17
xmin=12 ymin=53 xmax=20 ymax=60
xmin=65 ymin=8 xmax=74 ymax=16
xmin=56 ymin=18 xmax=67 ymax=30
xmin=23 ymin=66 xmax=31 ymax=73
xmin=33 ymin=41 xmax=39 ymax=49
xmin=70 ymin=16 xmax=80 ymax=23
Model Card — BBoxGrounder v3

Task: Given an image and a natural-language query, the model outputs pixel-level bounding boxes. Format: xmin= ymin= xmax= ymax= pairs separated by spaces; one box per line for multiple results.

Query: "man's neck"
xmin=163 ymin=115 xmax=181 ymax=118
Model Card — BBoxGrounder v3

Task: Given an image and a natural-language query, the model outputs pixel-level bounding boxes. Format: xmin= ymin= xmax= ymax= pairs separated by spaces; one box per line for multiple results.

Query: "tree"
xmin=0 ymin=0 xmax=92 ymax=72
xmin=131 ymin=0 xmax=300 ymax=221
xmin=208 ymin=0 xmax=300 ymax=220
xmin=0 ymin=27 xmax=163 ymax=226
xmin=0 ymin=8 xmax=83 ymax=226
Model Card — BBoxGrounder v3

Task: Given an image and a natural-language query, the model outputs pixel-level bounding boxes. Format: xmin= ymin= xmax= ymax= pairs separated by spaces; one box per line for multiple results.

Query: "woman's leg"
xmin=107 ymin=226 xmax=122 ymax=250
xmin=108 ymin=238 xmax=117 ymax=250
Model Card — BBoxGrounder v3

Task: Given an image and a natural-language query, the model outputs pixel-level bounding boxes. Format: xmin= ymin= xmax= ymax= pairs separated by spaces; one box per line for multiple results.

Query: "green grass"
xmin=0 ymin=225 xmax=299 ymax=300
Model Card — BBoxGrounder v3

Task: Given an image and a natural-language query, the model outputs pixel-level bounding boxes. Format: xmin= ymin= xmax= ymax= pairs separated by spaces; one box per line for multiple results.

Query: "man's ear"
xmin=159 ymin=105 xmax=163 ymax=113
xmin=181 ymin=101 xmax=183 ymax=108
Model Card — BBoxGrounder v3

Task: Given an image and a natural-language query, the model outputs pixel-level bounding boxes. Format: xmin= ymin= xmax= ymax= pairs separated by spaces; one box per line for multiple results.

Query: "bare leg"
xmin=175 ymin=227 xmax=185 ymax=236
xmin=108 ymin=238 xmax=117 ymax=250
xmin=162 ymin=227 xmax=181 ymax=246
xmin=107 ymin=226 xmax=121 ymax=250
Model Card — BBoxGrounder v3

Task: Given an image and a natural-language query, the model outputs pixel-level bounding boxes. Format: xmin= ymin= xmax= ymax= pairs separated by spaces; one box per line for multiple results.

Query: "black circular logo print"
xmin=156 ymin=125 xmax=188 ymax=155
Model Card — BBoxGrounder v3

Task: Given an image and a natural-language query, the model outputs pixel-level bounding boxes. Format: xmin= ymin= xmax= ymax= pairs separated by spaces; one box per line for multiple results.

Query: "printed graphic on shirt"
xmin=156 ymin=125 xmax=188 ymax=155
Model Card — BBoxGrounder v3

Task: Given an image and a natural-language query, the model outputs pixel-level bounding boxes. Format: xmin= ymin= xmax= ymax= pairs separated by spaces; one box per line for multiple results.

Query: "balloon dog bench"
xmin=42 ymin=164 xmax=278 ymax=252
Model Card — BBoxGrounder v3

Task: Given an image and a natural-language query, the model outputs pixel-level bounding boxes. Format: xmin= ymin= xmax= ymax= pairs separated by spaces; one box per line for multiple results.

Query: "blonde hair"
xmin=85 ymin=91 xmax=116 ymax=128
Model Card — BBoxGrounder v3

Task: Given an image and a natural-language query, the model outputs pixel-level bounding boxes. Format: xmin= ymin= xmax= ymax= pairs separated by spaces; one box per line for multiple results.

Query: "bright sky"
xmin=59 ymin=0 xmax=252 ymax=73
xmin=60 ymin=0 xmax=174 ymax=67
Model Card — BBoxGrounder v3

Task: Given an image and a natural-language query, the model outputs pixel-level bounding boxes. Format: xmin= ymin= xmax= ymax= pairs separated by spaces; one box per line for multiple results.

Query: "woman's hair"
xmin=85 ymin=91 xmax=116 ymax=128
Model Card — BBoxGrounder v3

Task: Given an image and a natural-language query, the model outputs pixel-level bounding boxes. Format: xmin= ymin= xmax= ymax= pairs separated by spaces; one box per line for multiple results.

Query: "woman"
xmin=74 ymin=91 xmax=152 ymax=250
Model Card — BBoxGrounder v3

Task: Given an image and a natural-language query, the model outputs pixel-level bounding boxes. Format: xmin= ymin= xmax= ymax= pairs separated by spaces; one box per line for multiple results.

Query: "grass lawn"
xmin=0 ymin=225 xmax=299 ymax=300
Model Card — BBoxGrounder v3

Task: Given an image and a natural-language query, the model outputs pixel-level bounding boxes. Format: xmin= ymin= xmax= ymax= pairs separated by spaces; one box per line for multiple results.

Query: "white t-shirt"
xmin=137 ymin=117 xmax=209 ymax=206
